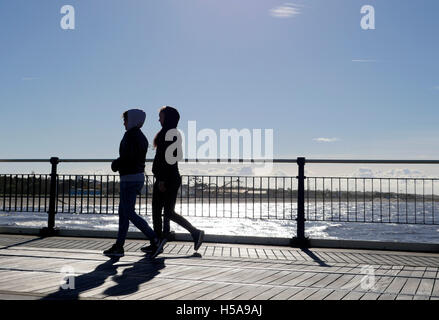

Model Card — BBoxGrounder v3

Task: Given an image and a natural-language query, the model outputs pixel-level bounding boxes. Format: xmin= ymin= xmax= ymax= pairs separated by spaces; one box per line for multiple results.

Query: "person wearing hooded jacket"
xmin=141 ymin=106 xmax=204 ymax=254
xmin=103 ymin=109 xmax=165 ymax=258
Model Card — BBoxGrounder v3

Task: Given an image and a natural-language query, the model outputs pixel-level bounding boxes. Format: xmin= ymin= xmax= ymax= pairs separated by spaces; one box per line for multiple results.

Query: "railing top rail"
xmin=1 ymin=158 xmax=439 ymax=164
xmin=305 ymin=159 xmax=439 ymax=164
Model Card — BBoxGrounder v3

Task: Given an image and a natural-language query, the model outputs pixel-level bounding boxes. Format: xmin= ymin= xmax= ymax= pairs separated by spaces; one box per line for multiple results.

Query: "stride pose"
xmin=104 ymin=109 xmax=165 ymax=258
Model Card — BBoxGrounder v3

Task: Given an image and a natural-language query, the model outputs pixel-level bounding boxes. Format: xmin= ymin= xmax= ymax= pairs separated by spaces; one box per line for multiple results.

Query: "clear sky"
xmin=1 ymin=0 xmax=438 ymax=176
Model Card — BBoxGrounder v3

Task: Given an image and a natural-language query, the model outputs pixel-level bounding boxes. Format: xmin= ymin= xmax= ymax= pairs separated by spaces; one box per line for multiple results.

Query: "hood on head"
xmin=126 ymin=109 xmax=146 ymax=130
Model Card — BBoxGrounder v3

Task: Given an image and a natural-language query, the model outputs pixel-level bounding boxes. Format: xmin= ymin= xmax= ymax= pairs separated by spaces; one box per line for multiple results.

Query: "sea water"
xmin=1 ymin=201 xmax=438 ymax=244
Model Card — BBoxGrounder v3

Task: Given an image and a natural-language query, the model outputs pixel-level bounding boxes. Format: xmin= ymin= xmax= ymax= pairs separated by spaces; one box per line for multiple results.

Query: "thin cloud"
xmin=352 ymin=59 xmax=377 ymax=63
xmin=434 ymin=85 xmax=439 ymax=90
xmin=353 ymin=168 xmax=424 ymax=178
xmin=313 ymin=138 xmax=339 ymax=143
xmin=270 ymin=3 xmax=302 ymax=18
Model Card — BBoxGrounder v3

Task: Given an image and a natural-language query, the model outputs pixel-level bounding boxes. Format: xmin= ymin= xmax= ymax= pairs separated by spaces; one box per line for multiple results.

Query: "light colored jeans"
xmin=116 ymin=180 xmax=156 ymax=247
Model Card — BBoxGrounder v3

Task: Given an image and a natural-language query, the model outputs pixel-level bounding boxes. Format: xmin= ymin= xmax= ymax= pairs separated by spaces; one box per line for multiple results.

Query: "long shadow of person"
xmin=103 ymin=257 xmax=166 ymax=297
xmin=103 ymin=253 xmax=201 ymax=298
xmin=42 ymin=253 xmax=200 ymax=300
xmin=41 ymin=257 xmax=121 ymax=300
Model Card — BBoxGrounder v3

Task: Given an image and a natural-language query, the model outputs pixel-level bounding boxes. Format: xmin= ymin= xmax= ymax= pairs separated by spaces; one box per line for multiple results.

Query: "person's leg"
xmin=115 ymin=182 xmax=130 ymax=248
xmin=163 ymin=177 xmax=197 ymax=235
xmin=152 ymin=181 xmax=165 ymax=239
xmin=126 ymin=181 xmax=157 ymax=241
xmin=164 ymin=183 xmax=204 ymax=251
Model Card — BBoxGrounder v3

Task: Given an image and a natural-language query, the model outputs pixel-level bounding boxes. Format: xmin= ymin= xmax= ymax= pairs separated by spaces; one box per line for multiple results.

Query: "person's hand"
xmin=158 ymin=181 xmax=166 ymax=192
xmin=111 ymin=159 xmax=120 ymax=172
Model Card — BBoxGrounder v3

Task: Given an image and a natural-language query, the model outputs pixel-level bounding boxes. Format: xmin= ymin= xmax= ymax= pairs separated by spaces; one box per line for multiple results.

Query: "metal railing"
xmin=1 ymin=157 xmax=439 ymax=245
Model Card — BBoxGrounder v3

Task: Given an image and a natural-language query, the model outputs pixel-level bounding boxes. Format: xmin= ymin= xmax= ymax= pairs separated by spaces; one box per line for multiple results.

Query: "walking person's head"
xmin=154 ymin=106 xmax=180 ymax=148
xmin=158 ymin=106 xmax=180 ymax=129
xmin=122 ymin=109 xmax=146 ymax=131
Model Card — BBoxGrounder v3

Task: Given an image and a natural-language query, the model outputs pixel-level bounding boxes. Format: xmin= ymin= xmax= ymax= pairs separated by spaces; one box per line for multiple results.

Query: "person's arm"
xmin=111 ymin=133 xmax=136 ymax=172
xmin=155 ymin=134 xmax=180 ymax=190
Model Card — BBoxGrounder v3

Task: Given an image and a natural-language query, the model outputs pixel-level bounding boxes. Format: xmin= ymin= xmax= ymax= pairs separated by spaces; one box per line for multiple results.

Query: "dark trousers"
xmin=152 ymin=176 xmax=197 ymax=239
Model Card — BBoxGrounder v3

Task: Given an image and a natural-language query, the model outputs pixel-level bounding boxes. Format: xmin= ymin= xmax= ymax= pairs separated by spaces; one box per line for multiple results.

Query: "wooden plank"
xmin=288 ymin=287 xmax=320 ymax=300
xmin=431 ymin=279 xmax=439 ymax=297
xmin=412 ymin=295 xmax=429 ymax=300
xmin=200 ymin=267 xmax=243 ymax=282
xmin=186 ymin=282 xmax=233 ymax=300
xmin=240 ymin=248 xmax=251 ymax=259
xmin=0 ymin=271 xmax=34 ymax=287
xmin=383 ymin=277 xmax=407 ymax=295
xmin=283 ymin=272 xmax=317 ymax=286
xmin=257 ymin=270 xmax=292 ymax=285
xmin=204 ymin=246 xmax=215 ymax=257
xmin=340 ymin=274 xmax=365 ymax=291
xmin=168 ymin=244 xmax=181 ymax=255
xmin=213 ymin=246 xmax=223 ymax=257
xmin=416 ymin=278 xmax=434 ymax=296
xmin=185 ymin=265 xmax=228 ymax=281
xmin=326 ymin=274 xmax=356 ymax=290
xmin=250 ymin=286 xmax=289 ymax=300
xmin=342 ymin=291 xmax=365 ymax=300
xmin=197 ymin=266 xmax=236 ymax=281
xmin=360 ymin=292 xmax=380 ymax=300
xmin=369 ymin=275 xmax=391 ymax=293
xmin=138 ymin=280 xmax=199 ymax=300
xmin=400 ymin=278 xmax=421 ymax=296
xmin=222 ymin=247 xmax=232 ymax=257
xmin=297 ymin=272 xmax=331 ymax=287
xmin=2 ymin=272 xmax=61 ymax=293
xmin=158 ymin=280 xmax=213 ymax=300
xmin=197 ymin=283 xmax=248 ymax=300
xmin=119 ymin=279 xmax=178 ymax=300
xmin=305 ymin=288 xmax=334 ymax=300
xmin=215 ymin=284 xmax=256 ymax=300
xmin=269 ymin=271 xmax=307 ymax=286
xmin=236 ymin=267 xmax=277 ymax=282
xmin=269 ymin=287 xmax=304 ymax=300
xmin=378 ymin=293 xmax=397 ymax=300
xmin=231 ymin=285 xmax=269 ymax=300
xmin=312 ymin=273 xmax=343 ymax=289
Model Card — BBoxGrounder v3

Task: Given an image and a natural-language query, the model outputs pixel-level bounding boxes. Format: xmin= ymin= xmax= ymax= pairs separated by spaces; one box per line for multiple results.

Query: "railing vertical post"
xmin=291 ymin=157 xmax=309 ymax=247
xmin=40 ymin=157 xmax=59 ymax=237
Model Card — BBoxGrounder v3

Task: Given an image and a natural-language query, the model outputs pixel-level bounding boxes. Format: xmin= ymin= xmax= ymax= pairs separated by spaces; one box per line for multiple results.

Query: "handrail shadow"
xmin=301 ymin=248 xmax=330 ymax=267
xmin=0 ymin=237 xmax=46 ymax=250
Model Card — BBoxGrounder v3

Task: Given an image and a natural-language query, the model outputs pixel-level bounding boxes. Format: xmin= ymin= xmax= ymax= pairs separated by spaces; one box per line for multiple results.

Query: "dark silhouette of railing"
xmin=1 ymin=157 xmax=439 ymax=246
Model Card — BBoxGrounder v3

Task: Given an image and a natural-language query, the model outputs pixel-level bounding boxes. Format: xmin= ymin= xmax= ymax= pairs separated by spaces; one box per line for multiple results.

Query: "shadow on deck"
xmin=0 ymin=233 xmax=439 ymax=300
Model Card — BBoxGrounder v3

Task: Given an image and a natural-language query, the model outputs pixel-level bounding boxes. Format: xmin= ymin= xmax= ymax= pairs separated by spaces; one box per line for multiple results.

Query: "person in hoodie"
xmin=141 ymin=106 xmax=204 ymax=255
xmin=103 ymin=109 xmax=165 ymax=258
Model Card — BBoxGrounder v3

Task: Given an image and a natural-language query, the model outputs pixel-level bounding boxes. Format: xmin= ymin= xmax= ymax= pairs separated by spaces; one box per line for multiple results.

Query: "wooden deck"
xmin=0 ymin=234 xmax=438 ymax=300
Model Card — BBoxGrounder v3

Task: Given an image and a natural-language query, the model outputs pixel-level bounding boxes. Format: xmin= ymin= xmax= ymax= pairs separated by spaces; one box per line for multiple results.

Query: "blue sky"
xmin=0 ymin=0 xmax=438 ymax=175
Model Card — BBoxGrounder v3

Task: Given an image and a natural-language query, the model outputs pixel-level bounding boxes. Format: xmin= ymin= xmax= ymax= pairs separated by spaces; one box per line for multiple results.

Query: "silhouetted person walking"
xmin=142 ymin=106 xmax=204 ymax=255
xmin=104 ymin=109 xmax=165 ymax=259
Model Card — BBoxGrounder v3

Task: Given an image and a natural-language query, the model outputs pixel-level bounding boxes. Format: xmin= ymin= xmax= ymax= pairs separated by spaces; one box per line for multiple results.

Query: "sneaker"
xmin=193 ymin=230 xmax=205 ymax=251
xmin=140 ymin=244 xmax=154 ymax=253
xmin=149 ymin=238 xmax=167 ymax=259
xmin=103 ymin=244 xmax=124 ymax=257
xmin=141 ymin=237 xmax=167 ymax=253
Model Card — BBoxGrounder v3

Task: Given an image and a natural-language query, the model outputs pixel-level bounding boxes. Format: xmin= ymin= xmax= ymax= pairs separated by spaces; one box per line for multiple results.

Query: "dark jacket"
xmin=152 ymin=128 xmax=181 ymax=183
xmin=111 ymin=109 xmax=148 ymax=176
